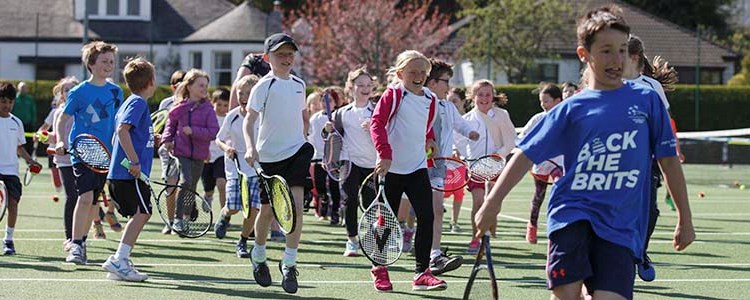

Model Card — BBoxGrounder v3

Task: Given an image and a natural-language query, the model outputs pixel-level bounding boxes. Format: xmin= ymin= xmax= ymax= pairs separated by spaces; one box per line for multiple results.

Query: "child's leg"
xmin=450 ymin=188 xmax=464 ymax=225
xmin=468 ymin=182 xmax=485 ymax=238
xmin=60 ymin=166 xmax=77 ymax=240
xmin=312 ymin=163 xmax=328 ymax=219
xmin=328 ymin=176 xmax=341 ymax=223
xmin=401 ymin=170 xmax=434 ymax=274
xmin=529 ymin=179 xmax=548 ymax=227
xmin=343 ymin=165 xmax=371 ymax=241
xmin=431 ymin=190 xmax=444 ymax=251
xmin=200 ymin=162 xmax=216 ymax=204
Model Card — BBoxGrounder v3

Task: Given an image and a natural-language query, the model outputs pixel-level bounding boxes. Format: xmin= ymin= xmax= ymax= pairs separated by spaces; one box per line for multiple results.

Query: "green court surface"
xmin=1 ymin=162 xmax=748 ymax=299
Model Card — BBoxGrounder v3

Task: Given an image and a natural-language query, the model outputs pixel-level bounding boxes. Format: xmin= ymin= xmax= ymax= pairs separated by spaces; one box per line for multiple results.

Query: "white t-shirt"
xmin=217 ymin=107 xmax=258 ymax=179
xmin=247 ymin=74 xmax=307 ymax=163
xmin=0 ymin=114 xmax=26 ymax=176
xmin=308 ymin=111 xmax=328 ymax=161
xmin=208 ymin=114 xmax=226 ymax=163
xmin=44 ymin=108 xmax=56 ymax=126
xmin=387 ymin=91 xmax=432 ymax=174
xmin=461 ymin=108 xmax=517 ymax=159
xmin=338 ymin=102 xmax=377 ymax=168
xmin=630 ymin=75 xmax=670 ymax=110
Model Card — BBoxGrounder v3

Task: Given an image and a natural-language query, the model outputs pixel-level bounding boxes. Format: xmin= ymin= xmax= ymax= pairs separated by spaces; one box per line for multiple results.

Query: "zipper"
xmin=188 ymin=106 xmax=194 ymax=159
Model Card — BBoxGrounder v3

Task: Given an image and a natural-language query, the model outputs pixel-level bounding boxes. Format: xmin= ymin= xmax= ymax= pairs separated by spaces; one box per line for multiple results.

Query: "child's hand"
xmin=182 ymin=126 xmax=193 ymax=135
xmin=245 ymin=149 xmax=259 ymax=166
xmin=468 ymin=131 xmax=480 ymax=141
xmin=324 ymin=122 xmax=334 ymax=133
xmin=474 ymin=202 xmax=500 ymax=239
xmin=360 ymin=119 xmax=371 ymax=130
xmin=225 ymin=147 xmax=237 ymax=159
xmin=54 ymin=141 xmax=67 ymax=156
xmin=164 ymin=142 xmax=174 ymax=152
xmin=375 ymin=159 xmax=391 ymax=176
xmin=673 ymin=219 xmax=695 ymax=251
xmin=128 ymin=163 xmax=141 ymax=178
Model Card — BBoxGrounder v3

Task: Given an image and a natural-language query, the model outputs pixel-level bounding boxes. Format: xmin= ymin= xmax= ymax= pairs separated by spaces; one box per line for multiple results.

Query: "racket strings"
xmin=470 ymin=157 xmax=505 ymax=182
xmin=359 ymin=203 xmax=402 ymax=265
xmin=74 ymin=139 xmax=110 ymax=170
xmin=269 ymin=178 xmax=295 ymax=232
xmin=175 ymin=188 xmax=211 ymax=237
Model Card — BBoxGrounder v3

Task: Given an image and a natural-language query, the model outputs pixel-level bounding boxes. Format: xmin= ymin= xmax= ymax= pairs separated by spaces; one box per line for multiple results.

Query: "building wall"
xmin=180 ymin=43 xmax=265 ymax=86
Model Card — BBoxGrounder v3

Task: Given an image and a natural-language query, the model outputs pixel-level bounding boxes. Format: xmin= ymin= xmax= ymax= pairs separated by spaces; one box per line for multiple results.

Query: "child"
xmin=156 ymin=69 xmax=185 ymax=235
xmin=460 ymin=79 xmax=517 ymax=254
xmin=215 ymin=74 xmax=261 ymax=256
xmin=242 ymin=33 xmax=313 ymax=294
xmin=623 ymin=35 xmax=685 ymax=282
xmin=306 ymin=90 xmax=334 ymax=222
xmin=424 ymin=58 xmax=479 ymax=275
xmin=474 ymin=6 xmax=695 ymax=300
xmin=202 ymin=88 xmax=229 ymax=219
xmin=561 ymin=81 xmax=579 ymax=100
xmin=162 ymin=69 xmax=219 ymax=232
xmin=369 ymin=50 xmax=446 ymax=292
xmin=0 ymin=81 xmax=41 ymax=255
xmin=55 ymin=41 xmax=123 ymax=265
xmin=518 ymin=83 xmax=564 ymax=244
xmin=322 ymin=67 xmax=378 ymax=256
xmin=445 ymin=88 xmax=469 ymax=233
xmin=102 ymin=57 xmax=156 ymax=281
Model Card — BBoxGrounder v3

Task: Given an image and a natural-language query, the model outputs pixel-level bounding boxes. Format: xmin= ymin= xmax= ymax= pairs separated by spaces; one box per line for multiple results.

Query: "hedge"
xmin=9 ymin=80 xmax=750 ymax=132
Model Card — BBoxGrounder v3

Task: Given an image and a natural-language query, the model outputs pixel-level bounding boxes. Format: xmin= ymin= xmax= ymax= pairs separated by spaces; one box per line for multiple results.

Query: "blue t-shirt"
xmin=63 ymin=81 xmax=123 ymax=164
xmin=108 ymin=94 xmax=154 ymax=180
xmin=518 ymin=82 xmax=676 ymax=261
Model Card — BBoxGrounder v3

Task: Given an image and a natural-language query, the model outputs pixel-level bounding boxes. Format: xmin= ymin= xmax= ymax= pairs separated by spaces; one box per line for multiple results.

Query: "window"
xmin=77 ymin=0 xmax=148 ymax=20
xmin=190 ymin=51 xmax=203 ymax=69
xmin=526 ymin=63 xmax=559 ymax=84
xmin=127 ymin=0 xmax=139 ymax=16
xmin=673 ymin=67 xmax=723 ymax=84
xmin=106 ymin=0 xmax=119 ymax=15
xmin=213 ymin=51 xmax=232 ymax=86
xmin=85 ymin=0 xmax=98 ymax=15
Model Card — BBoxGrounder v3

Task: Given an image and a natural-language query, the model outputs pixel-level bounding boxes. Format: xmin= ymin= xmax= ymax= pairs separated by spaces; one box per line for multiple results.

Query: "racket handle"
xmin=120 ymin=158 xmax=149 ymax=182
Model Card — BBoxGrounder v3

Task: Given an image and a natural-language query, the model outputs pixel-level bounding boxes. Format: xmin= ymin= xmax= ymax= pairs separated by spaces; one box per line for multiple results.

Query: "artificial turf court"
xmin=0 ymin=162 xmax=748 ymax=299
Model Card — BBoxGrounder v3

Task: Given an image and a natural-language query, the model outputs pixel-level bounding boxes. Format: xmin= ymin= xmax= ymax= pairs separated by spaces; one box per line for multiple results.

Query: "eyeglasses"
xmin=432 ymin=78 xmax=450 ymax=84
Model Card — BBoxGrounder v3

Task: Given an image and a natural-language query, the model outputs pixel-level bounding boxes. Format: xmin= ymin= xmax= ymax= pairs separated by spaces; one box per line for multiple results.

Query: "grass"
xmin=0 ymin=162 xmax=749 ymax=299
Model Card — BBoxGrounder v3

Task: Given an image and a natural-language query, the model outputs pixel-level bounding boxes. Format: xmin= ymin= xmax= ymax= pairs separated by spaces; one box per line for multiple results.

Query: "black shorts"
xmin=0 ymin=174 xmax=22 ymax=202
xmin=201 ymin=157 xmax=226 ymax=192
xmin=259 ymin=143 xmax=313 ymax=204
xmin=108 ymin=179 xmax=152 ymax=217
xmin=547 ymin=221 xmax=635 ymax=300
xmin=72 ymin=163 xmax=107 ymax=204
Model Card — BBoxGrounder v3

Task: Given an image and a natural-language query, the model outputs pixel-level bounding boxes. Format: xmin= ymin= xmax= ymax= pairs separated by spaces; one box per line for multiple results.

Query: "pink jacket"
xmin=162 ymin=99 xmax=219 ymax=161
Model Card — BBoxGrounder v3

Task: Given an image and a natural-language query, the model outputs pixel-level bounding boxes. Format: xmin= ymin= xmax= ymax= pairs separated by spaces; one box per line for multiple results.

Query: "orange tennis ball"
xmin=698 ymin=192 xmax=705 ymax=198
xmin=52 ymin=195 xmax=59 ymax=202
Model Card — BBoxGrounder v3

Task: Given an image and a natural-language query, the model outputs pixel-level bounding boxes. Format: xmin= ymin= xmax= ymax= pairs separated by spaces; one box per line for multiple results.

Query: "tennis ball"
xmin=698 ymin=192 xmax=705 ymax=198
xmin=741 ymin=185 xmax=746 ymax=190
xmin=52 ymin=195 xmax=59 ymax=202
xmin=426 ymin=148 xmax=433 ymax=158
xmin=38 ymin=130 xmax=49 ymax=143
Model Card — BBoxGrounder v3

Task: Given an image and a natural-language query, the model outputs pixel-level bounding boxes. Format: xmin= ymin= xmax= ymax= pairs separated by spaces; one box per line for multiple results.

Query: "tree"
xmin=288 ymin=0 xmax=450 ymax=85
xmin=621 ymin=0 xmax=736 ymax=39
xmin=728 ymin=54 xmax=750 ymax=85
xmin=457 ymin=0 xmax=573 ymax=83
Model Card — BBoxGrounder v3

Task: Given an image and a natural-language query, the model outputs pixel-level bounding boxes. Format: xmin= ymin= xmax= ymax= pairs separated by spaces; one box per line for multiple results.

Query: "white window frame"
xmin=212 ymin=51 xmax=233 ymax=86
xmin=75 ymin=0 xmax=151 ymax=21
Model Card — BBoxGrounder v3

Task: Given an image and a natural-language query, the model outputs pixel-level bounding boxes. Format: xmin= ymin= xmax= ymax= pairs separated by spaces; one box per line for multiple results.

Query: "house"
xmin=448 ymin=0 xmax=740 ymax=86
xmin=0 ymin=0 xmax=281 ymax=86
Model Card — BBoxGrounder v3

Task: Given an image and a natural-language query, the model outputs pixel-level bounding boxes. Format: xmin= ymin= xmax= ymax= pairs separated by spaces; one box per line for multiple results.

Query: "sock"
xmin=73 ymin=239 xmax=83 ymax=246
xmin=347 ymin=236 xmax=357 ymax=243
xmin=251 ymin=242 xmax=266 ymax=263
xmin=282 ymin=247 xmax=298 ymax=267
xmin=4 ymin=227 xmax=14 ymax=241
xmin=430 ymin=249 xmax=442 ymax=260
xmin=82 ymin=235 xmax=88 ymax=243
xmin=114 ymin=243 xmax=132 ymax=260
xmin=224 ymin=214 xmax=231 ymax=222
xmin=206 ymin=196 xmax=214 ymax=206
xmin=239 ymin=235 xmax=248 ymax=244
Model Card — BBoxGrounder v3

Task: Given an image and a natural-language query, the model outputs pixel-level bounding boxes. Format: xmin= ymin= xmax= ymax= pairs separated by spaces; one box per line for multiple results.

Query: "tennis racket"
xmin=358 ymin=171 xmax=379 ymax=212
xmin=322 ymin=92 xmax=351 ymax=182
xmin=429 ymin=156 xmax=470 ymax=192
xmin=121 ymin=159 xmax=213 ymax=238
xmin=530 ymin=159 xmax=563 ymax=185
xmin=68 ymin=134 xmax=111 ymax=174
xmin=23 ymin=139 xmax=41 ymax=186
xmin=463 ymin=233 xmax=498 ymax=300
xmin=358 ymin=177 xmax=403 ymax=265
xmin=468 ymin=154 xmax=506 ymax=183
xmin=233 ymin=156 xmax=252 ymax=219
xmin=0 ymin=181 xmax=7 ymax=223
xmin=253 ymin=162 xmax=296 ymax=234
xmin=150 ymin=109 xmax=169 ymax=136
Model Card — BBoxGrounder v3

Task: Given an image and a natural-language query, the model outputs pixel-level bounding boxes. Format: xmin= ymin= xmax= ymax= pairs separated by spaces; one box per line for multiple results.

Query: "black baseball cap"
xmin=264 ymin=33 xmax=299 ymax=54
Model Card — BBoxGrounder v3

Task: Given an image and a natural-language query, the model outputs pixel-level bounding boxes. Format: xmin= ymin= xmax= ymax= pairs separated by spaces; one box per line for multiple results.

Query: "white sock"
xmin=4 ymin=227 xmax=14 ymax=241
xmin=282 ymin=247 xmax=298 ymax=267
xmin=114 ymin=243 xmax=132 ymax=260
xmin=430 ymin=249 xmax=442 ymax=260
xmin=252 ymin=242 xmax=266 ymax=263
xmin=347 ymin=236 xmax=357 ymax=243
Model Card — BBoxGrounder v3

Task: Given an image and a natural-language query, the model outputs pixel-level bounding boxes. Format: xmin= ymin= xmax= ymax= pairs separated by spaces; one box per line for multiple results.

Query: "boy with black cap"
xmin=243 ymin=33 xmax=312 ymax=294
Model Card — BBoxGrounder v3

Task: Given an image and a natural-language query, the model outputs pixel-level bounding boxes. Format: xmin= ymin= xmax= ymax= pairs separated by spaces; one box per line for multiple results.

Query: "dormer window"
xmin=75 ymin=0 xmax=151 ymax=21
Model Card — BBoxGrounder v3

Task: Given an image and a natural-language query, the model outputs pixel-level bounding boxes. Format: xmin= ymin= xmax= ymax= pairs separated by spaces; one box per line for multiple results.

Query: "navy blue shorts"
xmin=0 ymin=174 xmax=22 ymax=202
xmin=72 ymin=163 xmax=107 ymax=203
xmin=108 ymin=179 xmax=152 ymax=217
xmin=547 ymin=221 xmax=635 ymax=300
xmin=259 ymin=143 xmax=313 ymax=204
xmin=201 ymin=157 xmax=226 ymax=192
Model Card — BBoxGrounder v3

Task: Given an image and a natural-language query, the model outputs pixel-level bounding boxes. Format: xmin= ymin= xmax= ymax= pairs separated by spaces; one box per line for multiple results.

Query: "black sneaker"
xmin=3 ymin=240 xmax=15 ymax=255
xmin=278 ymin=261 xmax=299 ymax=294
xmin=429 ymin=253 xmax=463 ymax=275
xmin=252 ymin=260 xmax=272 ymax=287
xmin=214 ymin=218 xmax=228 ymax=239
xmin=236 ymin=241 xmax=249 ymax=258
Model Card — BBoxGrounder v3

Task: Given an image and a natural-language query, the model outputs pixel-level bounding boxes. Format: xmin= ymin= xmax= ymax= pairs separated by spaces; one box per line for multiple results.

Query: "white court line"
xmin=5 ymin=237 xmax=701 ymax=244
xmin=0 ymin=278 xmax=748 ymax=284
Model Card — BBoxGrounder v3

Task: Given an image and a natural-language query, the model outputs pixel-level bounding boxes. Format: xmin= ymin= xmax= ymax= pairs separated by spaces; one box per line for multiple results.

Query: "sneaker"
xmin=402 ymin=228 xmax=415 ymax=253
xmin=278 ymin=261 xmax=299 ymax=294
xmin=330 ymin=214 xmax=340 ymax=226
xmin=201 ymin=199 xmax=212 ymax=213
xmin=526 ymin=223 xmax=538 ymax=244
xmin=104 ymin=212 xmax=123 ymax=233
xmin=429 ymin=253 xmax=463 ymax=275
xmin=466 ymin=239 xmax=480 ymax=254
xmin=93 ymin=223 xmax=106 ymax=239
xmin=189 ymin=205 xmax=199 ymax=221
xmin=412 ymin=269 xmax=447 ymax=291
xmin=343 ymin=240 xmax=360 ymax=257
xmin=161 ymin=223 xmax=173 ymax=235
xmin=236 ymin=241 xmax=250 ymax=258
xmin=214 ymin=218 xmax=228 ymax=239
xmin=270 ymin=230 xmax=286 ymax=242
xmin=371 ymin=265 xmax=393 ymax=292
xmin=252 ymin=259 xmax=272 ymax=287
xmin=66 ymin=243 xmax=86 ymax=265
xmin=638 ymin=255 xmax=656 ymax=282
xmin=449 ymin=223 xmax=462 ymax=233
xmin=172 ymin=219 xmax=186 ymax=233
xmin=665 ymin=194 xmax=676 ymax=211
xmin=102 ymin=255 xmax=148 ymax=282
xmin=3 ymin=240 xmax=15 ymax=255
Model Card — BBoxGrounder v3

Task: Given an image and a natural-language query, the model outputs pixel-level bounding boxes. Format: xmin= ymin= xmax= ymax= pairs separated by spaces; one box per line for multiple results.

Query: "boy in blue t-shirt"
xmin=101 ymin=58 xmax=155 ymax=282
xmin=54 ymin=41 xmax=123 ymax=265
xmin=474 ymin=6 xmax=695 ymax=300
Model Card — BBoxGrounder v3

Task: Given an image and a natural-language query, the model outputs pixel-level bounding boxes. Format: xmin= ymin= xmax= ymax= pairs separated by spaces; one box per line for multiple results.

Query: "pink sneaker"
xmin=412 ymin=269 xmax=447 ymax=291
xmin=466 ymin=239 xmax=480 ymax=254
xmin=371 ymin=266 xmax=393 ymax=292
xmin=526 ymin=223 xmax=538 ymax=244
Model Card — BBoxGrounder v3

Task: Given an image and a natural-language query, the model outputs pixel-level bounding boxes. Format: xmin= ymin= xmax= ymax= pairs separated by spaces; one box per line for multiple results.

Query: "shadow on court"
xmin=635 ymin=285 xmax=730 ymax=300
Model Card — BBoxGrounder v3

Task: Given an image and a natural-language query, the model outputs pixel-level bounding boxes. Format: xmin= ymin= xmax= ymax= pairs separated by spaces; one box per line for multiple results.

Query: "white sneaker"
xmin=65 ymin=243 xmax=86 ymax=265
xmin=102 ymin=255 xmax=148 ymax=282
xmin=343 ymin=240 xmax=360 ymax=257
xmin=172 ymin=218 xmax=186 ymax=233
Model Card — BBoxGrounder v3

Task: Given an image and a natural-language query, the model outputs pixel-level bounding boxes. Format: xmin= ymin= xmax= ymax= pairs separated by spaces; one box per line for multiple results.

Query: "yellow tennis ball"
xmin=426 ymin=148 xmax=433 ymax=158
xmin=741 ymin=185 xmax=746 ymax=190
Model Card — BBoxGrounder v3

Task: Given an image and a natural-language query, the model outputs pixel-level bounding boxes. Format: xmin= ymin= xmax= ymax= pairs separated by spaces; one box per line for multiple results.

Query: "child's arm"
xmin=242 ymin=109 xmax=260 ymax=165
xmin=53 ymin=113 xmax=72 ymax=155
xmin=474 ymin=149 xmax=533 ymax=237
xmin=370 ymin=90 xmax=394 ymax=174
xmin=161 ymin=108 xmax=179 ymax=150
xmin=116 ymin=124 xmax=140 ymax=177
xmin=17 ymin=146 xmax=40 ymax=168
xmin=449 ymin=104 xmax=479 ymax=141
xmin=658 ymin=156 xmax=695 ymax=251
xmin=302 ymin=108 xmax=310 ymax=140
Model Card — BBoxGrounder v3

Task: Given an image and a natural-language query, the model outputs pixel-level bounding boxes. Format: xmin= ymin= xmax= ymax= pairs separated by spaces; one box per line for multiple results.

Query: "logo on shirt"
xmin=85 ymin=98 xmax=109 ymax=125
xmin=571 ymin=130 xmax=640 ymax=191
xmin=627 ymin=105 xmax=647 ymax=124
